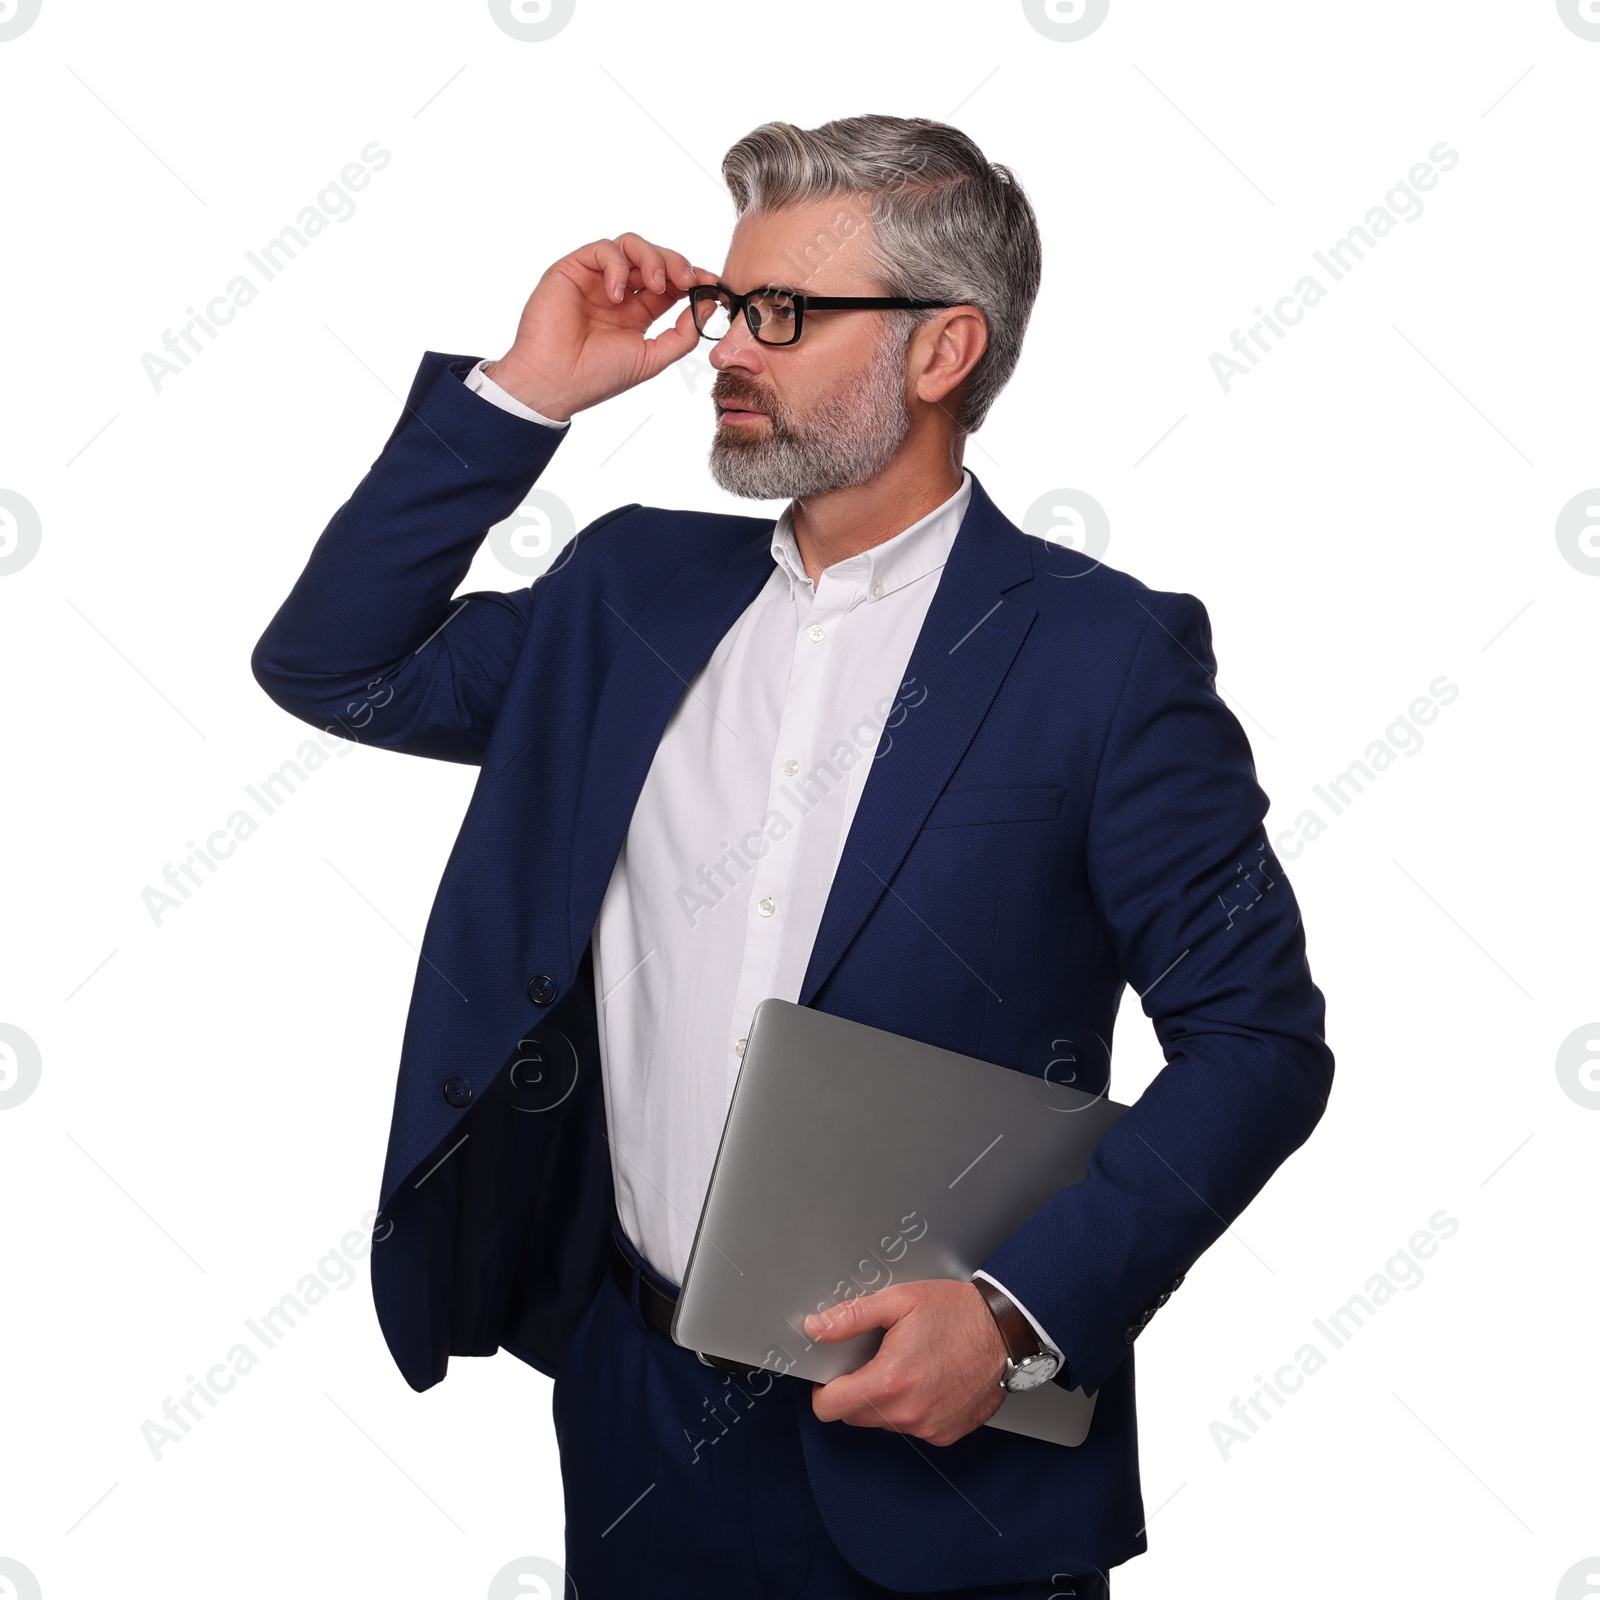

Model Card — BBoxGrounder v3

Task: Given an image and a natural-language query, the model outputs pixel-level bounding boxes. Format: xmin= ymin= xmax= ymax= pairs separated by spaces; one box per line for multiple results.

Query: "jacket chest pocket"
xmin=920 ymin=783 xmax=1069 ymax=830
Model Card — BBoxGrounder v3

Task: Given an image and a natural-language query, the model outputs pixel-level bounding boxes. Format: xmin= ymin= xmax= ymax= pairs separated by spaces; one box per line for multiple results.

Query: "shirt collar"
xmin=769 ymin=469 xmax=972 ymax=605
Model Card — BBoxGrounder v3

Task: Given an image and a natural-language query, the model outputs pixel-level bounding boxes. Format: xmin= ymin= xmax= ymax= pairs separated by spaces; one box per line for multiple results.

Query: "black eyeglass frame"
xmin=688 ymin=282 xmax=957 ymax=347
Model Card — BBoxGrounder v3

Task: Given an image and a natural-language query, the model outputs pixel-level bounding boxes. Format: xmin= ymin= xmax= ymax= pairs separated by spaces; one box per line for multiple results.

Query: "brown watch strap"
xmin=973 ymin=1278 xmax=1044 ymax=1364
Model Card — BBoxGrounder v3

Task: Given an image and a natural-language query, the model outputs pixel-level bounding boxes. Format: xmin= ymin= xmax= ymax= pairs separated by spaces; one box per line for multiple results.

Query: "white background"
xmin=2 ymin=2 xmax=1596 ymax=1596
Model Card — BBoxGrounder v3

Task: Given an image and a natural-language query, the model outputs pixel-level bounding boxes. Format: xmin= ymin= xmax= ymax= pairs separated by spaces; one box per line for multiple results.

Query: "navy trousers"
xmin=549 ymin=1224 xmax=1112 ymax=1598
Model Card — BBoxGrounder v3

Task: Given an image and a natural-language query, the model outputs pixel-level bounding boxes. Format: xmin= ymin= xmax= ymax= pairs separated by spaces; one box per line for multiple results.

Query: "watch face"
xmin=1004 ymin=1353 xmax=1061 ymax=1392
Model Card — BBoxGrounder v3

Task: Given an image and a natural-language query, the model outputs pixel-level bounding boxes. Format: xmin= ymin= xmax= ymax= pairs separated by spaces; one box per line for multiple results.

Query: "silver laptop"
xmin=671 ymin=998 xmax=1127 ymax=1447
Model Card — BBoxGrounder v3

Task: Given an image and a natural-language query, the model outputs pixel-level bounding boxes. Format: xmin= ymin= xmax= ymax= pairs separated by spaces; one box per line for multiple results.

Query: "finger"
xmin=622 ymin=263 xmax=693 ymax=306
xmin=803 ymin=1300 xmax=855 ymax=1341
xmin=657 ymin=246 xmax=700 ymax=291
xmin=574 ymin=237 xmax=631 ymax=303
xmin=614 ymin=232 xmax=671 ymax=297
xmin=610 ymin=253 xmax=697 ymax=315
xmin=638 ymin=241 xmax=713 ymax=294
xmin=804 ymin=1289 xmax=900 ymax=1343
xmin=668 ymin=252 xmax=719 ymax=292
xmin=615 ymin=256 xmax=688 ymax=303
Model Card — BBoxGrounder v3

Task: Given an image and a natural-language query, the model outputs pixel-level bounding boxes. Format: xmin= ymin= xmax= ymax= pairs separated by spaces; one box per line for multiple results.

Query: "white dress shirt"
xmin=461 ymin=359 xmax=1064 ymax=1370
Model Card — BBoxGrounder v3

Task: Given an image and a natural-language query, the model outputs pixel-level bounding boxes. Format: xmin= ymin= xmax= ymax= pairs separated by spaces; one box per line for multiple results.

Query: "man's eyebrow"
xmin=728 ymin=279 xmax=805 ymax=296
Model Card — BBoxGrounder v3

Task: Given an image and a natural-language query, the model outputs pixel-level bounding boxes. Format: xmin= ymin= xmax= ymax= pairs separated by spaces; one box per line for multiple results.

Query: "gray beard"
xmin=708 ymin=329 xmax=913 ymax=500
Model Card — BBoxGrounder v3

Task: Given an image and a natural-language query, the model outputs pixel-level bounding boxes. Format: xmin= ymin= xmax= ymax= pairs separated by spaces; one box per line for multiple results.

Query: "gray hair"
xmin=720 ymin=114 xmax=1041 ymax=433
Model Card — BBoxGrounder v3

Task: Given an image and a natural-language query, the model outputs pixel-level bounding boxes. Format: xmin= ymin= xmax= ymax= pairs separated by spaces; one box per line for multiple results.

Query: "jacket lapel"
xmin=565 ymin=525 xmax=775 ymax=971
xmin=799 ymin=473 xmax=1038 ymax=1005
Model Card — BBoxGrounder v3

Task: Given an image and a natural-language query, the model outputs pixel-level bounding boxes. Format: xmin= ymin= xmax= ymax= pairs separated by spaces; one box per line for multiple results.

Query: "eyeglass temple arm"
xmin=691 ymin=287 xmax=953 ymax=312
xmin=794 ymin=296 xmax=955 ymax=310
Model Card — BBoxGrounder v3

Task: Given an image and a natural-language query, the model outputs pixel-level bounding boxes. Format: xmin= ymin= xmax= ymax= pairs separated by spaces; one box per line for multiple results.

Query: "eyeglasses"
xmin=687 ymin=282 xmax=956 ymax=347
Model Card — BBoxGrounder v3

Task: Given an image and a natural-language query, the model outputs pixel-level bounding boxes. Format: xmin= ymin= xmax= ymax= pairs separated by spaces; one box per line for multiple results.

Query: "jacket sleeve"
xmin=976 ymin=590 xmax=1334 ymax=1396
xmin=250 ymin=349 xmax=637 ymax=764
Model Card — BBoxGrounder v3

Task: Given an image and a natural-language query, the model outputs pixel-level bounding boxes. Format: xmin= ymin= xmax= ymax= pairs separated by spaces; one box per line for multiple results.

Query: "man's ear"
xmin=911 ymin=306 xmax=988 ymax=412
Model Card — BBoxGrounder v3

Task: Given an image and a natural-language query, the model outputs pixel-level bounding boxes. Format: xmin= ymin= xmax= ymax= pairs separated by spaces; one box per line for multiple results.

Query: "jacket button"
xmin=1124 ymin=1324 xmax=1140 ymax=1345
xmin=526 ymin=974 xmax=557 ymax=1005
xmin=442 ymin=1075 xmax=474 ymax=1108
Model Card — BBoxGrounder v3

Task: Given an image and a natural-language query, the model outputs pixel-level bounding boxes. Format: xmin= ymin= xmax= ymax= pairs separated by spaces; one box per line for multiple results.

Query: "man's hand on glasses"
xmin=482 ymin=233 xmax=720 ymax=423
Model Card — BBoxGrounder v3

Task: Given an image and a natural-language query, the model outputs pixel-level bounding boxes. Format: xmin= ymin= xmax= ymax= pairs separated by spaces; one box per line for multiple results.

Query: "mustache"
xmin=711 ymin=378 xmax=776 ymax=414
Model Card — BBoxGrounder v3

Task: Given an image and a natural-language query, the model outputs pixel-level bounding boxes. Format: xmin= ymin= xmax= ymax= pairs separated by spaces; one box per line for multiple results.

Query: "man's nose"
xmin=708 ymin=323 xmax=765 ymax=374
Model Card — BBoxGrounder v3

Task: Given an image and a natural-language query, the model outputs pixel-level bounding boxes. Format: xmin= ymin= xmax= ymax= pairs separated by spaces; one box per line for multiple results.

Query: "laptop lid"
xmin=671 ymin=998 xmax=1127 ymax=1447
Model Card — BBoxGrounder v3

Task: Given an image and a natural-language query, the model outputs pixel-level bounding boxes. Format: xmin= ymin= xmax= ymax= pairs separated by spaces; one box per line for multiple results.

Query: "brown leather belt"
xmin=609 ymin=1233 xmax=750 ymax=1374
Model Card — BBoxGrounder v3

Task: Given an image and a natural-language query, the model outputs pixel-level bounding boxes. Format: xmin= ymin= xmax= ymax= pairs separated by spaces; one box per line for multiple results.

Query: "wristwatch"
xmin=973 ymin=1278 xmax=1062 ymax=1393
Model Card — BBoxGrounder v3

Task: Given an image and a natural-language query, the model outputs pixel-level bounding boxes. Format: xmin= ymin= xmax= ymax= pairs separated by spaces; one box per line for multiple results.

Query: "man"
xmin=253 ymin=115 xmax=1333 ymax=1597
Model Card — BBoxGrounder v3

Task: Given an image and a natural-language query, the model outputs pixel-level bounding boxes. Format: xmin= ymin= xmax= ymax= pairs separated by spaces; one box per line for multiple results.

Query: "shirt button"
xmin=735 ymin=1037 xmax=748 ymax=1056
xmin=871 ymin=580 xmax=884 ymax=598
xmin=757 ymin=897 xmax=776 ymax=917
xmin=807 ymin=623 xmax=826 ymax=642
xmin=781 ymin=758 xmax=800 ymax=776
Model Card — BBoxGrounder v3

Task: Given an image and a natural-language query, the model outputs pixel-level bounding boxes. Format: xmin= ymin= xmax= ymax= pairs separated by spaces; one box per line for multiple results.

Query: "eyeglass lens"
xmin=691 ymin=287 xmax=799 ymax=345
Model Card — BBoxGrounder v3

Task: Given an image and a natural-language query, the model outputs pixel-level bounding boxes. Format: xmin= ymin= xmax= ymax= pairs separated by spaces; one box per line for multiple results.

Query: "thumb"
xmin=638 ymin=305 xmax=704 ymax=382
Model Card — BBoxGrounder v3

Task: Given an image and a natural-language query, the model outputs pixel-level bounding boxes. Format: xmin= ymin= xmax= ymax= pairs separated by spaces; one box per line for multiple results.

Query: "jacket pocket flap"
xmin=922 ymin=784 xmax=1068 ymax=829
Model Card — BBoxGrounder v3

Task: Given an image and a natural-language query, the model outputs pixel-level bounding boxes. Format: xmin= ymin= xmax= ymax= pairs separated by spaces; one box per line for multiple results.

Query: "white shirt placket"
xmin=725 ymin=559 xmax=864 ymax=1082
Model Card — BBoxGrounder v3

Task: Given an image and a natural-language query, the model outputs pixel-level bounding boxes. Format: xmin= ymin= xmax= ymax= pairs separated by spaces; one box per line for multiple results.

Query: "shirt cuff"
xmin=973 ymin=1269 xmax=1068 ymax=1377
xmin=461 ymin=358 xmax=570 ymax=429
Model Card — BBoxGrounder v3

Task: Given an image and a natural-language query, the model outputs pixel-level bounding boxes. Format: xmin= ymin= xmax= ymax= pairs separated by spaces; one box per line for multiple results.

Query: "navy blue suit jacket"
xmin=252 ymin=351 xmax=1333 ymax=1589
